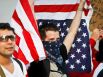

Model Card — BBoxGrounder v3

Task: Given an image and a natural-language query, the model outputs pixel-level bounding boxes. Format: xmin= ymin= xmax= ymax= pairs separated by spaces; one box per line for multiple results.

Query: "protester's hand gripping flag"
xmin=10 ymin=0 xmax=46 ymax=64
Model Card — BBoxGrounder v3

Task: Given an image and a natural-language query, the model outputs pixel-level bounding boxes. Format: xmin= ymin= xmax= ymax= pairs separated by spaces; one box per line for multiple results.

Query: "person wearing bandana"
xmin=39 ymin=0 xmax=85 ymax=77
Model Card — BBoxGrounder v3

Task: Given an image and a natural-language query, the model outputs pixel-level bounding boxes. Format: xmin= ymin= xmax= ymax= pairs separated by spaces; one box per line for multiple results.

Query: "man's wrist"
xmin=77 ymin=0 xmax=85 ymax=11
xmin=77 ymin=8 xmax=83 ymax=11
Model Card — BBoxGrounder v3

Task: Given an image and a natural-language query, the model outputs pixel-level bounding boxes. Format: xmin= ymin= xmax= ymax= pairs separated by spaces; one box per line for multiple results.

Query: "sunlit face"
xmin=0 ymin=29 xmax=15 ymax=57
xmin=44 ymin=30 xmax=60 ymax=42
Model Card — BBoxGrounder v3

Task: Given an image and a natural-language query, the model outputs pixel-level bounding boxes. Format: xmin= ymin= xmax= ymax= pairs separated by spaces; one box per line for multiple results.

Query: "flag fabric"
xmin=10 ymin=0 xmax=46 ymax=64
xmin=34 ymin=0 xmax=92 ymax=72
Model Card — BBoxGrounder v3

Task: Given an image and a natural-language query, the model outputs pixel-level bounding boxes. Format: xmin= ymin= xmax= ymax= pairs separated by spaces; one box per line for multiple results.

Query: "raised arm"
xmin=63 ymin=0 xmax=85 ymax=53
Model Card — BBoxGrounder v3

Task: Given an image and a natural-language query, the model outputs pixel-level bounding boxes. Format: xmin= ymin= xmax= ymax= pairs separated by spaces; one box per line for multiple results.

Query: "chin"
xmin=4 ymin=51 xmax=14 ymax=57
xmin=2 ymin=54 xmax=12 ymax=57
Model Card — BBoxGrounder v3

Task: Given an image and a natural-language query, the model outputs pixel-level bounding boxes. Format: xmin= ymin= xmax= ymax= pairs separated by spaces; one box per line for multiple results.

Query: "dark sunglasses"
xmin=0 ymin=35 xmax=16 ymax=42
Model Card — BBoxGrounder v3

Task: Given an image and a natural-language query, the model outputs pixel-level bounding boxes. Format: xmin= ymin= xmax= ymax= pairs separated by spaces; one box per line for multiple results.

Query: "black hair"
xmin=96 ymin=38 xmax=103 ymax=62
xmin=0 ymin=23 xmax=15 ymax=34
xmin=39 ymin=23 xmax=59 ymax=40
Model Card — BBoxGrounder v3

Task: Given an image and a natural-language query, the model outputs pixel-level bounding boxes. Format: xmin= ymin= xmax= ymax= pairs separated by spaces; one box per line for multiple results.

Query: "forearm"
xmin=68 ymin=0 xmax=85 ymax=35
xmin=63 ymin=0 xmax=85 ymax=53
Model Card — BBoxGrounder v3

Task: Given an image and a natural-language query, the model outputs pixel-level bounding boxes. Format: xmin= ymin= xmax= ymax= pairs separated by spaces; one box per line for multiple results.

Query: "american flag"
xmin=10 ymin=0 xmax=46 ymax=64
xmin=34 ymin=0 xmax=92 ymax=72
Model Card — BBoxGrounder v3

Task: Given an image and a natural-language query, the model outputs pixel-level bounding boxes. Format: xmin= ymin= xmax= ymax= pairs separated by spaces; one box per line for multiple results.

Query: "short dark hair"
xmin=39 ymin=23 xmax=59 ymax=40
xmin=0 ymin=23 xmax=15 ymax=34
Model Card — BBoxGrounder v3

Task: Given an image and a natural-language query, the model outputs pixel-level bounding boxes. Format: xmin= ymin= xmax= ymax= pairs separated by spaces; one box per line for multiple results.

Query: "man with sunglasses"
xmin=0 ymin=23 xmax=27 ymax=77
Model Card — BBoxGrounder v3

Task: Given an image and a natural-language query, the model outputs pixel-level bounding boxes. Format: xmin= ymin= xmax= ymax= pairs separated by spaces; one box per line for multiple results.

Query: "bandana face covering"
xmin=43 ymin=40 xmax=63 ymax=65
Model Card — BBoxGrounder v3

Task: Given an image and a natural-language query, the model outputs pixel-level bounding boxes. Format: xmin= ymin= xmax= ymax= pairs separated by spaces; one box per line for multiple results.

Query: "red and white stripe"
xmin=34 ymin=0 xmax=93 ymax=30
xmin=11 ymin=0 xmax=46 ymax=64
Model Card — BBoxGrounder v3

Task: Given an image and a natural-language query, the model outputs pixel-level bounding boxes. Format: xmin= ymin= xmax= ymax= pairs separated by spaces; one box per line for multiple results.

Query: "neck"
xmin=0 ymin=55 xmax=12 ymax=65
xmin=0 ymin=55 xmax=14 ymax=73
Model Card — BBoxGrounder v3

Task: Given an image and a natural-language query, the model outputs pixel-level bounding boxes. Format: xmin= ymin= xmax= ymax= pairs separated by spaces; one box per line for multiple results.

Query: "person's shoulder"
xmin=12 ymin=58 xmax=27 ymax=73
xmin=60 ymin=44 xmax=66 ymax=49
xmin=97 ymin=63 xmax=103 ymax=77
xmin=93 ymin=63 xmax=103 ymax=77
xmin=60 ymin=44 xmax=67 ymax=53
xmin=12 ymin=58 xmax=24 ymax=65
xmin=12 ymin=58 xmax=27 ymax=76
xmin=60 ymin=44 xmax=68 ymax=62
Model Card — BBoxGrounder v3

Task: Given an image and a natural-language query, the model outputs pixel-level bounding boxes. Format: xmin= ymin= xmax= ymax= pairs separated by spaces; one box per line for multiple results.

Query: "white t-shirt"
xmin=1 ymin=58 xmax=27 ymax=77
xmin=93 ymin=63 xmax=103 ymax=77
